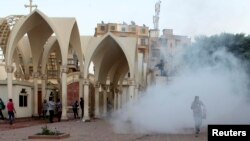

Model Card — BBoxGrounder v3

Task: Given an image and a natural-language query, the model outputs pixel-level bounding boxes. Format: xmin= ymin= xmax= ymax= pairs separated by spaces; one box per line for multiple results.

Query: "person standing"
xmin=191 ymin=96 xmax=206 ymax=137
xmin=48 ymin=97 xmax=55 ymax=123
xmin=7 ymin=99 xmax=16 ymax=125
xmin=56 ymin=98 xmax=62 ymax=122
xmin=0 ymin=98 xmax=5 ymax=120
xmin=72 ymin=100 xmax=79 ymax=119
xmin=42 ymin=99 xmax=48 ymax=119
xmin=107 ymin=99 xmax=113 ymax=117
xmin=80 ymin=97 xmax=84 ymax=118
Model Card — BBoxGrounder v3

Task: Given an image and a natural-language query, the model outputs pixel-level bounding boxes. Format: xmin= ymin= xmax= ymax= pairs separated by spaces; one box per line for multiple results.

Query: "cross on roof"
xmin=24 ymin=0 xmax=38 ymax=14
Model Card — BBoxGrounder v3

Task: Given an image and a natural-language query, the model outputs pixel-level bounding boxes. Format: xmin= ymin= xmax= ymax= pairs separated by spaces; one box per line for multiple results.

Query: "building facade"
xmin=0 ymin=9 xmax=191 ymax=120
xmin=149 ymin=29 xmax=191 ymax=77
xmin=95 ymin=22 xmax=149 ymax=62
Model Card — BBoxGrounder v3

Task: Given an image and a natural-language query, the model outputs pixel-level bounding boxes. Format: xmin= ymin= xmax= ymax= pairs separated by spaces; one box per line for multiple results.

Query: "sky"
xmin=1 ymin=0 xmax=250 ymax=39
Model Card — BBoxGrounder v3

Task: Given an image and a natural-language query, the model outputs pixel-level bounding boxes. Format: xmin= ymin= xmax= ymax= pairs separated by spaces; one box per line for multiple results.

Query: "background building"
xmin=149 ymin=29 xmax=191 ymax=77
xmin=95 ymin=22 xmax=149 ymax=62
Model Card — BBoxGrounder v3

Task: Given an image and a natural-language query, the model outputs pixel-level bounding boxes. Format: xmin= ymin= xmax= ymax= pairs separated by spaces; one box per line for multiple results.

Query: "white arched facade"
xmin=1 ymin=9 xmax=145 ymax=120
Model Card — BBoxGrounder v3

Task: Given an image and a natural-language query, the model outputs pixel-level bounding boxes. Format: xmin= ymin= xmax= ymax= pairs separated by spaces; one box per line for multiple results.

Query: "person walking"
xmin=80 ymin=97 xmax=84 ymax=118
xmin=48 ymin=97 xmax=55 ymax=123
xmin=191 ymin=96 xmax=206 ymax=137
xmin=0 ymin=98 xmax=6 ymax=120
xmin=56 ymin=98 xmax=62 ymax=122
xmin=42 ymin=99 xmax=48 ymax=119
xmin=7 ymin=99 xmax=16 ymax=125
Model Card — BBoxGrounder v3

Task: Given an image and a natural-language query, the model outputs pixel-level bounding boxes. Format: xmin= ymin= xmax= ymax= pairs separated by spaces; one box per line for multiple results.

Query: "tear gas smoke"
xmin=111 ymin=42 xmax=250 ymax=134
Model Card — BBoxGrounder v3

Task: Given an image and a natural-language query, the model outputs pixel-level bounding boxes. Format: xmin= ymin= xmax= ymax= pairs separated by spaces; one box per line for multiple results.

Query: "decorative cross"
xmin=24 ymin=0 xmax=38 ymax=13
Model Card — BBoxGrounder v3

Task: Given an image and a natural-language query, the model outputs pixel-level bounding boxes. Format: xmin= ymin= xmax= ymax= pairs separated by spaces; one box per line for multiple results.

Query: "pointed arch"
xmin=5 ymin=10 xmax=63 ymax=67
xmin=84 ymin=32 xmax=136 ymax=79
xmin=69 ymin=22 xmax=84 ymax=72
xmin=41 ymin=37 xmax=59 ymax=75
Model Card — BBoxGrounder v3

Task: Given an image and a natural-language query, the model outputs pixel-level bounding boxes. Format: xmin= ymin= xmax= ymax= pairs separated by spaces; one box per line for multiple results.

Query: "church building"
xmin=0 ymin=9 xmax=149 ymax=121
xmin=0 ymin=0 xmax=190 ymax=121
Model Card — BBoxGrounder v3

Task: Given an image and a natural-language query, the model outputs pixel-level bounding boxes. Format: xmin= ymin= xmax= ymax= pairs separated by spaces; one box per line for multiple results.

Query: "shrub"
xmin=36 ymin=125 xmax=63 ymax=135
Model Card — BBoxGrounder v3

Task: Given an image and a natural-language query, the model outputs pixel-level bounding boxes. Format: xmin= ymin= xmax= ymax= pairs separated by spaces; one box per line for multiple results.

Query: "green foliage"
xmin=37 ymin=125 xmax=62 ymax=135
xmin=193 ymin=33 xmax=250 ymax=61
xmin=190 ymin=33 xmax=250 ymax=74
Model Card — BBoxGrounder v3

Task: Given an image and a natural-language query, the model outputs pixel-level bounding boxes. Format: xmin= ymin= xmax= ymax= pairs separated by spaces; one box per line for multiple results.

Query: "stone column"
xmin=103 ymin=89 xmax=107 ymax=117
xmin=79 ymin=73 xmax=83 ymax=99
xmin=128 ymin=79 xmax=135 ymax=120
xmin=41 ymin=74 xmax=47 ymax=100
xmin=6 ymin=65 xmax=14 ymax=99
xmin=61 ymin=66 xmax=68 ymax=120
xmin=83 ymin=78 xmax=90 ymax=121
xmin=94 ymin=82 xmax=100 ymax=118
xmin=128 ymin=79 xmax=135 ymax=102
xmin=33 ymin=72 xmax=40 ymax=116
xmin=134 ymin=85 xmax=139 ymax=102
xmin=113 ymin=90 xmax=117 ymax=111
xmin=117 ymin=91 xmax=121 ymax=109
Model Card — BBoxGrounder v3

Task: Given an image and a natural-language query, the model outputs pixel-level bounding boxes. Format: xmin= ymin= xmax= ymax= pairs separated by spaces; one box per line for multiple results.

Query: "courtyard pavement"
xmin=0 ymin=117 xmax=207 ymax=141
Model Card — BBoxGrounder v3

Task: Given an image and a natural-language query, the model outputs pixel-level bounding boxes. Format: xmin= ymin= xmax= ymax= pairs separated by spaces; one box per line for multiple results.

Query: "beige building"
xmin=0 ymin=10 xmax=147 ymax=121
xmin=149 ymin=29 xmax=191 ymax=77
xmin=95 ymin=22 xmax=149 ymax=62
xmin=0 ymin=6 xmax=190 ymax=120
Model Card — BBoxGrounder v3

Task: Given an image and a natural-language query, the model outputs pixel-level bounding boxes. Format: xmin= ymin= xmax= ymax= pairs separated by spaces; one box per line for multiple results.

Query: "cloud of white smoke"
xmin=111 ymin=43 xmax=250 ymax=134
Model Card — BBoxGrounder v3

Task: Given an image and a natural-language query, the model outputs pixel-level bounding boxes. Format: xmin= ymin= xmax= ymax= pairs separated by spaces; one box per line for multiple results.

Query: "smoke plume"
xmin=111 ymin=40 xmax=250 ymax=134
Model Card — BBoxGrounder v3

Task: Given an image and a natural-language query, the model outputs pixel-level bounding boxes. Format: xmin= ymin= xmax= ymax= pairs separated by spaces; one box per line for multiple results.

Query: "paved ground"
xmin=0 ymin=118 xmax=207 ymax=141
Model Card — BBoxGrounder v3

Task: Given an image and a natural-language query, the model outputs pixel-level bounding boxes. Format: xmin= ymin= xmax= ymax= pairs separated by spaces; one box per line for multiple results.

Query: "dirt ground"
xmin=0 ymin=117 xmax=207 ymax=141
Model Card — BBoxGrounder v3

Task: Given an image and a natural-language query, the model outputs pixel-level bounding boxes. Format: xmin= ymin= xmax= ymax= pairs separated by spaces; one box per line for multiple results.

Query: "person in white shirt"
xmin=48 ymin=97 xmax=55 ymax=123
xmin=191 ymin=96 xmax=206 ymax=136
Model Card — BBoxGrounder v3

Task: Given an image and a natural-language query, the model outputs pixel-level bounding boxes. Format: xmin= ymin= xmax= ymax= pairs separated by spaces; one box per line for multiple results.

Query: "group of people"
xmin=72 ymin=97 xmax=84 ymax=119
xmin=42 ymin=97 xmax=62 ymax=123
xmin=0 ymin=98 xmax=16 ymax=125
xmin=1 ymin=95 xmax=205 ymax=137
xmin=41 ymin=97 xmax=84 ymax=123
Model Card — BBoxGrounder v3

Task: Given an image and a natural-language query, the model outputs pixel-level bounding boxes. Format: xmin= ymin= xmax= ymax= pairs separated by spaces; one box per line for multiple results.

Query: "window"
xmin=110 ymin=26 xmax=115 ymax=30
xmin=131 ymin=27 xmax=136 ymax=32
xmin=100 ymin=26 xmax=105 ymax=31
xmin=141 ymin=28 xmax=146 ymax=34
xmin=161 ymin=39 xmax=168 ymax=47
xmin=140 ymin=38 xmax=148 ymax=45
xmin=19 ymin=89 xmax=28 ymax=107
xmin=141 ymin=38 xmax=146 ymax=45
xmin=122 ymin=27 xmax=126 ymax=32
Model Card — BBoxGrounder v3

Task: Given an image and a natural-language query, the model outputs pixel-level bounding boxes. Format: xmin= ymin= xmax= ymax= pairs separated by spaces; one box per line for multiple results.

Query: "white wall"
xmin=0 ymin=64 xmax=7 ymax=80
xmin=122 ymin=86 xmax=129 ymax=107
xmin=137 ymin=53 xmax=143 ymax=83
xmin=0 ymin=85 xmax=9 ymax=117
xmin=0 ymin=63 xmax=18 ymax=80
xmin=143 ymin=62 xmax=147 ymax=85
xmin=13 ymin=85 xmax=33 ymax=118
xmin=0 ymin=84 xmax=33 ymax=118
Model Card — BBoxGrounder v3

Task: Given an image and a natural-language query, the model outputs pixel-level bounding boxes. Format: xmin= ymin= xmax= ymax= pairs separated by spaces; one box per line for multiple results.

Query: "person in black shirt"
xmin=80 ymin=97 xmax=84 ymax=118
xmin=72 ymin=100 xmax=79 ymax=119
